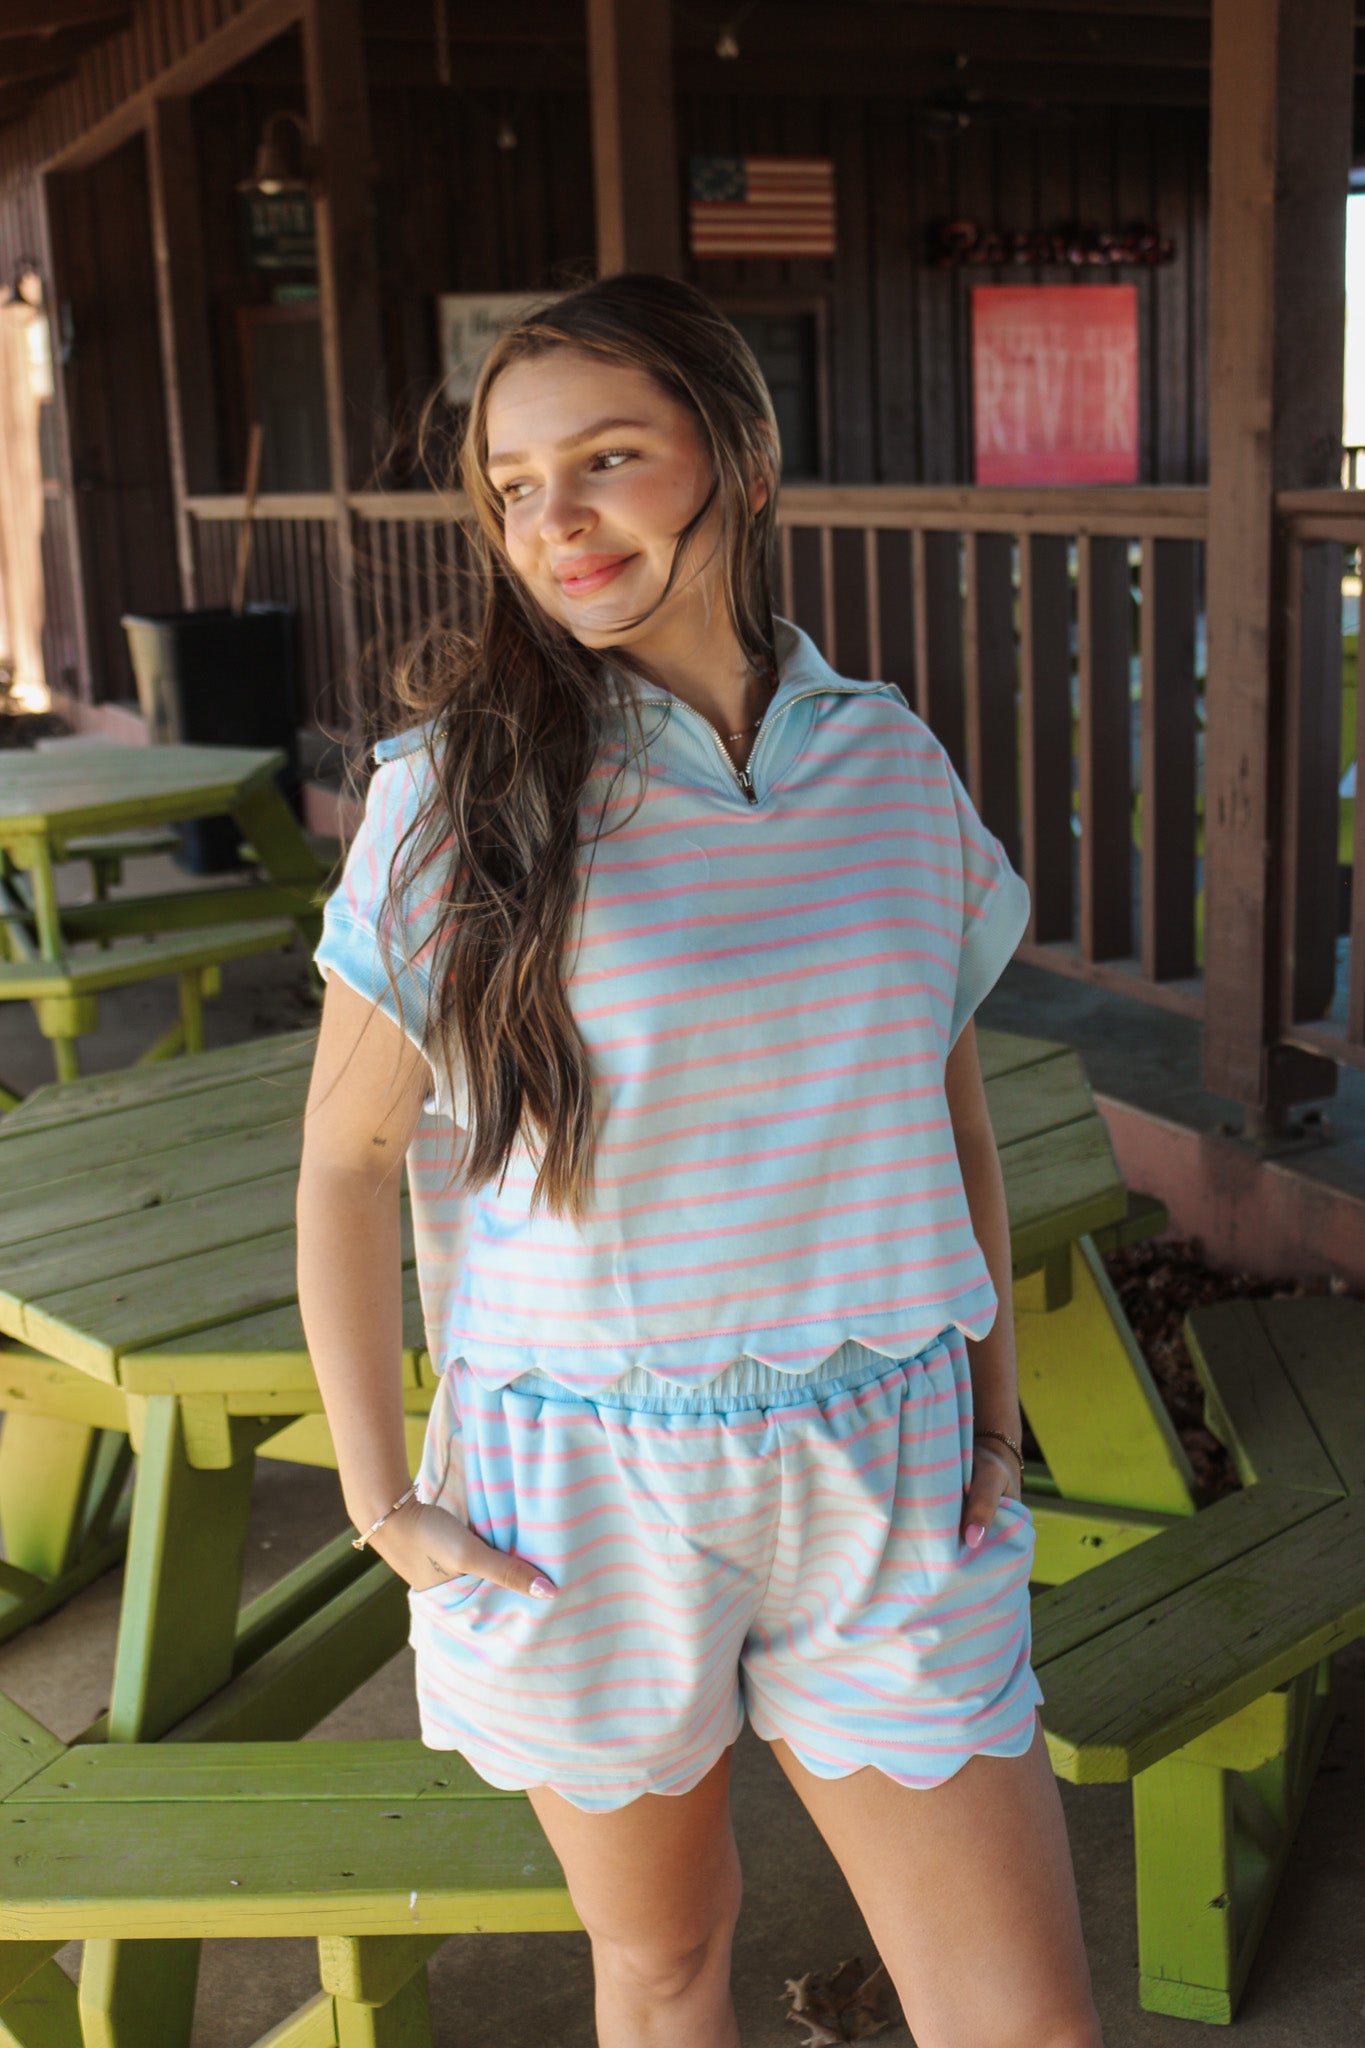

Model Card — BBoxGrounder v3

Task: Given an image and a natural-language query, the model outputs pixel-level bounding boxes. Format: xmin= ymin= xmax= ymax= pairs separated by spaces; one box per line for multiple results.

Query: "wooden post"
xmin=587 ymin=0 xmax=682 ymax=277
xmin=1202 ymin=0 xmax=1350 ymax=1129
xmin=303 ymin=0 xmax=384 ymax=729
xmin=146 ymin=96 xmax=219 ymax=610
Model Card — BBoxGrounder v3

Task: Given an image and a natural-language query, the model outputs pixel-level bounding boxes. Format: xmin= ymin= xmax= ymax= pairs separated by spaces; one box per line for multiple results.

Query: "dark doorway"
xmin=238 ymin=303 xmax=330 ymax=491
xmin=724 ymin=306 xmax=826 ymax=481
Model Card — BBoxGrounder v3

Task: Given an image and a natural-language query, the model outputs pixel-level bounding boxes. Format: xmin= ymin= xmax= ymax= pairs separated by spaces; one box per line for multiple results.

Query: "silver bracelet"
xmin=352 ymin=1483 xmax=418 ymax=1552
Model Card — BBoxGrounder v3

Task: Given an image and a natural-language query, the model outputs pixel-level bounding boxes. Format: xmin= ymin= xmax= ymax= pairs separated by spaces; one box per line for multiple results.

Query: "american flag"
xmin=688 ymin=156 xmax=837 ymax=259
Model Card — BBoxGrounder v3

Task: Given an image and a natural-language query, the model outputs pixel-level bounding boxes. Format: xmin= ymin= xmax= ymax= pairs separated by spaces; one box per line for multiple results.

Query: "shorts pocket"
xmin=415 ymin=1370 xmax=466 ymax=1517
xmin=992 ymin=1491 xmax=1033 ymax=1524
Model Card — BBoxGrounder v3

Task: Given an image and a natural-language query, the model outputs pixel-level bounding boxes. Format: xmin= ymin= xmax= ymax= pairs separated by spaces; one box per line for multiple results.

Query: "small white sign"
xmin=437 ymin=292 xmax=555 ymax=407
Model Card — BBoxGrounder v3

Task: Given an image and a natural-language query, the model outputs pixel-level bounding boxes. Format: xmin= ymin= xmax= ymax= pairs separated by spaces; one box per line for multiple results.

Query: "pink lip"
xmin=554 ymin=554 xmax=634 ymax=595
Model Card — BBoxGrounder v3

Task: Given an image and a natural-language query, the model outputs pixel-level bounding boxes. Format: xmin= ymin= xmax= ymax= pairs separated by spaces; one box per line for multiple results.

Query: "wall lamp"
xmin=236 ymin=109 xmax=319 ymax=196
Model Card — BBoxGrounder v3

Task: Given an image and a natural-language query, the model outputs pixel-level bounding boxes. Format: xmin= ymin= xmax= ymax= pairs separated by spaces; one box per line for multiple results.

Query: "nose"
xmin=537 ymin=473 xmax=594 ymax=545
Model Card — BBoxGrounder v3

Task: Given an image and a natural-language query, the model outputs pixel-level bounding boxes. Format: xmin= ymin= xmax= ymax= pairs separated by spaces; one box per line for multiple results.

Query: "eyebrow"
xmin=486 ymin=416 xmax=655 ymax=470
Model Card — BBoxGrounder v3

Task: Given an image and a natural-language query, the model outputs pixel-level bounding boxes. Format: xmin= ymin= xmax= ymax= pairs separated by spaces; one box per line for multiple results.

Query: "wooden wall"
xmin=680 ymin=98 xmax=1209 ymax=486
xmin=197 ymin=61 xmax=1209 ymax=491
xmin=356 ymin=84 xmax=1209 ymax=488
xmin=192 ymin=35 xmax=314 ymax=498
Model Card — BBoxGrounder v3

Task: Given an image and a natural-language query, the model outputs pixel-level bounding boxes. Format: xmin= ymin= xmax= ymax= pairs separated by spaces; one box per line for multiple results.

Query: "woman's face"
xmin=484 ymin=347 xmax=760 ymax=653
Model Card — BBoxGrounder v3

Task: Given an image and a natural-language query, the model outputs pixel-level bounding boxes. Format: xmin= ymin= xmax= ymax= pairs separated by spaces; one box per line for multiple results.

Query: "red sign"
xmin=971 ymin=285 xmax=1139 ymax=485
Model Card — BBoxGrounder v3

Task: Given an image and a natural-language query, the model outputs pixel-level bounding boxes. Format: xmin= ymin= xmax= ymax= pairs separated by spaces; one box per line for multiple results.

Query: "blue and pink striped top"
xmin=315 ymin=616 xmax=1030 ymax=1396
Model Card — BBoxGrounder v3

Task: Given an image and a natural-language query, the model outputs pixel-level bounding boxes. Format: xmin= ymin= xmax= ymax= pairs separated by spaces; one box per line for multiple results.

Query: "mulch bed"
xmin=1096 ymin=1233 xmax=1362 ymax=1501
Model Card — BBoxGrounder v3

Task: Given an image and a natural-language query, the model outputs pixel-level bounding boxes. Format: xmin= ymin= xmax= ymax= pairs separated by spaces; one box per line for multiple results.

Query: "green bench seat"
xmin=0 ymin=1709 xmax=580 ymax=2048
xmin=62 ymin=828 xmax=185 ymax=898
xmin=1033 ymin=1295 xmax=1365 ymax=2022
xmin=0 ymin=920 xmax=295 ymax=1094
xmin=0 ymin=920 xmax=295 ymax=1004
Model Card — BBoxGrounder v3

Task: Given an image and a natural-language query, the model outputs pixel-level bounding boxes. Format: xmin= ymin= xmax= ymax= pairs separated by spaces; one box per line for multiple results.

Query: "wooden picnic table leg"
xmin=229 ymin=777 xmax=326 ymax=952
xmin=1131 ymin=1658 xmax=1337 ymax=2021
xmin=0 ymin=1954 xmax=82 ymax=2046
xmin=79 ymin=1395 xmax=269 ymax=2048
xmin=0 ymin=1413 xmax=132 ymax=1646
xmin=1013 ymin=1234 xmax=1200 ymax=1517
xmin=6 ymin=840 xmax=89 ymax=1088
xmin=322 ymin=1936 xmax=442 ymax=2048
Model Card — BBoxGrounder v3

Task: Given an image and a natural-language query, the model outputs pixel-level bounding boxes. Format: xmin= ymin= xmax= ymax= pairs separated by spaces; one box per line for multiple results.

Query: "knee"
xmin=1034 ymin=2006 xmax=1104 ymax=2048
xmin=591 ymin=1925 xmax=725 ymax=2003
xmin=589 ymin=1874 xmax=742 ymax=2003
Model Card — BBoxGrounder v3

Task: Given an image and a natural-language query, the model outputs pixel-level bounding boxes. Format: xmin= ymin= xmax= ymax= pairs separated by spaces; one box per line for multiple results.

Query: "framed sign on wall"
xmin=437 ymin=293 xmax=556 ymax=408
xmin=971 ymin=284 xmax=1139 ymax=485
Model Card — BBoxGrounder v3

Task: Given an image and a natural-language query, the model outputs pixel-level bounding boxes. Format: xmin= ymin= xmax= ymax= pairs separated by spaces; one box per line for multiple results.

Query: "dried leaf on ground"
xmin=782 ymin=1954 xmax=904 ymax=2043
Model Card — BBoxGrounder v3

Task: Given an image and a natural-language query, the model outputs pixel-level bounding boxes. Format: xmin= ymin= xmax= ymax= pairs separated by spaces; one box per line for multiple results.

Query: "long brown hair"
xmin=378 ymin=272 xmax=781 ymax=1219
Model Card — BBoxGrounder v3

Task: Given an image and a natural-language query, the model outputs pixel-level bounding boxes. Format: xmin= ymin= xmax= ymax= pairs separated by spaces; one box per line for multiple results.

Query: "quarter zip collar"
xmin=608 ymin=616 xmax=895 ymax=805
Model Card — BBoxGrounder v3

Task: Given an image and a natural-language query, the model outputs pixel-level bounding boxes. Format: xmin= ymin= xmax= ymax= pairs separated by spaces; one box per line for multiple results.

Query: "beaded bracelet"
xmin=352 ymin=1483 xmax=418 ymax=1552
xmin=973 ymin=1426 xmax=1024 ymax=1472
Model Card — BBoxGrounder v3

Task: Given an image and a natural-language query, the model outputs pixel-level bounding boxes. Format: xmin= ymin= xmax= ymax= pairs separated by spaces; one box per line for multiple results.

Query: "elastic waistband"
xmin=500 ymin=1333 xmax=951 ymax=1415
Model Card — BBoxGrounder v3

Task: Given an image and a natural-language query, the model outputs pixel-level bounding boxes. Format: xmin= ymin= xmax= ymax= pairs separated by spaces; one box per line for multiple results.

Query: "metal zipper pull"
xmin=734 ymin=761 xmax=757 ymax=804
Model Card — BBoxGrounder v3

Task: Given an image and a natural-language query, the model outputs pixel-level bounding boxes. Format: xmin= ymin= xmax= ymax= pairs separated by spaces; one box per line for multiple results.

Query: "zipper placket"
xmin=647 ymin=683 xmax=884 ymax=806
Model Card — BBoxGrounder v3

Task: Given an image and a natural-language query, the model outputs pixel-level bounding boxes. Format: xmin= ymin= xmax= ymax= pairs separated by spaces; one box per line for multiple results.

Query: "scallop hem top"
xmin=314 ymin=616 xmax=1030 ymax=1397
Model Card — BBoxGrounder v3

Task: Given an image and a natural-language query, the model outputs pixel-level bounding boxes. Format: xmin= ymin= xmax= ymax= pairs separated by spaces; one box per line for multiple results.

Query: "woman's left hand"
xmin=962 ymin=1441 xmax=1023 ymax=1550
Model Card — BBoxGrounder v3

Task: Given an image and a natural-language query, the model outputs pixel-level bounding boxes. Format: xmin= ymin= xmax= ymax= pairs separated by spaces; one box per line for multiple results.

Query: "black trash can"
xmin=120 ymin=603 xmax=301 ymax=874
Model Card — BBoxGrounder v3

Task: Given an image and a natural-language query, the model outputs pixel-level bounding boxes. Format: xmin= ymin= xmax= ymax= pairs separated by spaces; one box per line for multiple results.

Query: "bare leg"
xmin=768 ymin=1715 xmax=1103 ymax=2048
xmin=525 ymin=1742 xmax=743 ymax=2048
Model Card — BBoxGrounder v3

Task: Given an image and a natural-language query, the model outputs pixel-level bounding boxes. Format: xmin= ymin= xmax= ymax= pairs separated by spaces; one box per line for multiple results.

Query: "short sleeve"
xmin=943 ymin=754 xmax=1030 ymax=1050
xmin=314 ymin=732 xmax=466 ymax=1121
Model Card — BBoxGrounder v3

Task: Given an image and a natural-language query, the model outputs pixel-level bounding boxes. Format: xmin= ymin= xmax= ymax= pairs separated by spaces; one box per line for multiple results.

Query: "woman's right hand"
xmin=366 ymin=1497 xmax=558 ymax=1600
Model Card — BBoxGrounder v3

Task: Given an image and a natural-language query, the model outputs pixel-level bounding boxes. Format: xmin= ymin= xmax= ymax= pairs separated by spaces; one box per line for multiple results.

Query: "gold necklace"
xmin=722 ymin=666 xmax=778 ymax=746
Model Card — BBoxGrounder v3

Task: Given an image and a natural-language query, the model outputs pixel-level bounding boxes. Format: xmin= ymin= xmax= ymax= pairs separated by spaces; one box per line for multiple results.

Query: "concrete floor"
xmin=0 ymin=847 xmax=1363 ymax=2043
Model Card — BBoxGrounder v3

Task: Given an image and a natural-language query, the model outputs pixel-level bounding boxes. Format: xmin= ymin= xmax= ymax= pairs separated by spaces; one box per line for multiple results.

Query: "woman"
xmin=297 ymin=271 xmax=1103 ymax=2048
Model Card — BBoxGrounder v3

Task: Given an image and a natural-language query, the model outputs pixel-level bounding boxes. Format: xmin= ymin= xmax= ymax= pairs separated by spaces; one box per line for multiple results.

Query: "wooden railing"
xmin=184 ymin=481 xmax=1362 ymax=1096
xmin=773 ymin=487 xmax=1208 ymax=1019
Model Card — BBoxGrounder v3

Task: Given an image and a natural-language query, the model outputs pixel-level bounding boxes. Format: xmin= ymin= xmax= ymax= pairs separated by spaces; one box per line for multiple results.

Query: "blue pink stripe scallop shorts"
xmin=407 ymin=1326 xmax=1043 ymax=1814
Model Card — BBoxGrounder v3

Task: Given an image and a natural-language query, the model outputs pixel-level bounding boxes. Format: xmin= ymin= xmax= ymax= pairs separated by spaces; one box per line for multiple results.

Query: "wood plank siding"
xmin=677 ymin=99 xmax=1209 ymax=487
xmin=30 ymin=75 xmax=1206 ymax=501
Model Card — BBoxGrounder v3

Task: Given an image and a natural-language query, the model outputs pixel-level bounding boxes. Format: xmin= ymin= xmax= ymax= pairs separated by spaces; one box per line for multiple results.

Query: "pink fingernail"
xmin=964 ymin=1523 xmax=986 ymax=1549
xmin=529 ymin=1575 xmax=557 ymax=1599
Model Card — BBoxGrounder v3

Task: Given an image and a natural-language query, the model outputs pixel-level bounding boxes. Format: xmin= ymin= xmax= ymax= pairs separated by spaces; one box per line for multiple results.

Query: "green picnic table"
xmin=0 ymin=1021 xmax=1180 ymax=2043
xmin=0 ymin=1021 xmax=1165 ymax=1667
xmin=0 ymin=743 xmax=327 ymax=1100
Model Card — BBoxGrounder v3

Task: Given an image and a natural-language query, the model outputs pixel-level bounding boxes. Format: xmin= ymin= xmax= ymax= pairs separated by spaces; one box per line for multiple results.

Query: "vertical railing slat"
xmin=1139 ymin=536 xmax=1198 ymax=981
xmin=819 ymin=527 xmax=838 ymax=671
xmin=1077 ymin=533 xmax=1134 ymax=962
xmin=777 ymin=524 xmax=794 ymax=619
xmin=863 ymin=527 xmax=881 ymax=681
xmin=873 ymin=529 xmax=914 ymax=700
xmin=1281 ymin=534 xmax=1346 ymax=1026
xmin=963 ymin=531 xmax=1020 ymax=866
xmin=1018 ymin=532 xmax=1073 ymax=945
xmin=911 ymin=529 xmax=966 ymax=773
